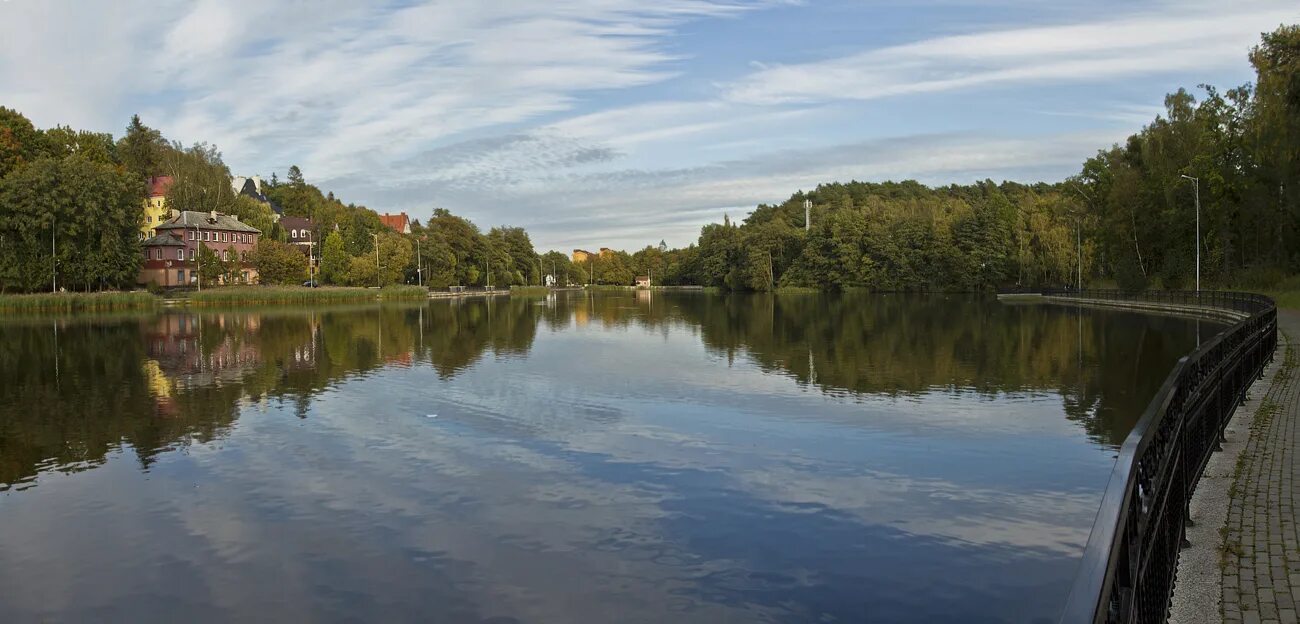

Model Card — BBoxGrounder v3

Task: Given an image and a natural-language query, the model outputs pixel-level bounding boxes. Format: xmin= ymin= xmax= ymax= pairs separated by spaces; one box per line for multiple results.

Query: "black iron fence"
xmin=1050 ymin=289 xmax=1277 ymax=624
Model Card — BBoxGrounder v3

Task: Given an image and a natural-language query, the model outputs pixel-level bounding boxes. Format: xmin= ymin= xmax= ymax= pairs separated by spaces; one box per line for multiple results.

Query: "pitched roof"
xmin=141 ymin=232 xmax=186 ymax=247
xmin=379 ymin=213 xmax=410 ymax=232
xmin=155 ymin=210 xmax=262 ymax=234
xmin=279 ymin=216 xmax=316 ymax=231
xmin=147 ymin=176 xmax=174 ymax=198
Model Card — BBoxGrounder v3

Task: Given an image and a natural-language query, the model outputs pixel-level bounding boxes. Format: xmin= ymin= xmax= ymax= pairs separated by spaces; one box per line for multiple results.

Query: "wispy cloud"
xmin=724 ymin=2 xmax=1294 ymax=104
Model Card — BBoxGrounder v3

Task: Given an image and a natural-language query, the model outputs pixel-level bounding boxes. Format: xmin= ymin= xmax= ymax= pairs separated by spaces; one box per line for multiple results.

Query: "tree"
xmin=197 ymin=244 xmax=224 ymax=286
xmin=251 ymin=239 xmax=307 ymax=285
xmin=116 ymin=114 xmax=165 ymax=179
xmin=0 ymin=155 xmax=143 ymax=292
xmin=345 ymin=255 xmax=377 ymax=287
xmin=319 ymin=230 xmax=349 ymax=285
xmin=0 ymin=107 xmax=45 ymax=179
xmin=287 ymin=165 xmax=304 ymax=186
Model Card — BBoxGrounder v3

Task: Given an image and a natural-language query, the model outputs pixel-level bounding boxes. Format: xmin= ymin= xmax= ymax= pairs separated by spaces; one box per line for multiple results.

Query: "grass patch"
xmin=1264 ymin=289 xmax=1300 ymax=310
xmin=185 ymin=285 xmax=426 ymax=306
xmin=0 ymin=291 xmax=159 ymax=312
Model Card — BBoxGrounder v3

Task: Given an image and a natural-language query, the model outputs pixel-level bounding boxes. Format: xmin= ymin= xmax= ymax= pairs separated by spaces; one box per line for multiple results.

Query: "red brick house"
xmin=379 ymin=212 xmax=412 ymax=234
xmin=138 ymin=210 xmax=262 ymax=287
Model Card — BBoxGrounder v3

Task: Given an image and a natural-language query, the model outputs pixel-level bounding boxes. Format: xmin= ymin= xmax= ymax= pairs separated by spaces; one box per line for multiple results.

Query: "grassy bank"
xmin=0 ymin=291 xmax=159 ymax=312
xmin=185 ymin=285 xmax=427 ymax=306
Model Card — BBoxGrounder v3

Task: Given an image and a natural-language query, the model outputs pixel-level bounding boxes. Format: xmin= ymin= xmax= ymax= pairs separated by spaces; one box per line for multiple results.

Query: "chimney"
xmin=169 ymin=208 xmax=179 ymax=219
xmin=251 ymin=175 xmax=263 ymax=194
xmin=231 ymin=215 xmax=239 ymax=222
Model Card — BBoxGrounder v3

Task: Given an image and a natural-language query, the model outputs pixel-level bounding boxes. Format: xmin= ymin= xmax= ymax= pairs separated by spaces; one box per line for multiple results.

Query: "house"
xmin=572 ymin=249 xmax=594 ymax=263
xmin=231 ymin=175 xmax=283 ymax=219
xmin=635 ymin=275 xmax=651 ymax=288
xmin=279 ymin=216 xmax=318 ymax=257
xmin=140 ymin=176 xmax=174 ymax=239
xmin=599 ymin=247 xmax=614 ymax=259
xmin=379 ymin=212 xmax=412 ymax=234
xmin=138 ymin=210 xmax=262 ymax=287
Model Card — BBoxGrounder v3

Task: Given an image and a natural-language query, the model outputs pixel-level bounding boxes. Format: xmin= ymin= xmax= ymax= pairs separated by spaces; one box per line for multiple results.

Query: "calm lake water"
xmin=0 ymin=292 xmax=1219 ymax=623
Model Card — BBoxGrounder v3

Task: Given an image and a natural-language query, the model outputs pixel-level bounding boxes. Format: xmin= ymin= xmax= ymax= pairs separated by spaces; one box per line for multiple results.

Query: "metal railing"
xmin=1051 ymin=289 xmax=1277 ymax=624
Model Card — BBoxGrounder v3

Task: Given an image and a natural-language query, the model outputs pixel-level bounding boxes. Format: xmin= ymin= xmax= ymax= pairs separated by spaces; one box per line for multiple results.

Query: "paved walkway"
xmin=1221 ymin=311 xmax=1300 ymax=624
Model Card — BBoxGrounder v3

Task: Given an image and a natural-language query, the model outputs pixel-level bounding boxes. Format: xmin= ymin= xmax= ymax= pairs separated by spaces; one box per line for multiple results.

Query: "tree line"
xmin=626 ymin=25 xmax=1300 ymax=292
xmin=0 ymin=110 xmax=544 ymax=291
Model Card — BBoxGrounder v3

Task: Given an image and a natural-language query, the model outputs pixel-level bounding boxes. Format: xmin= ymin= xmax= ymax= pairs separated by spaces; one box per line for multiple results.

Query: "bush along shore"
xmin=0 ymin=291 xmax=160 ymax=312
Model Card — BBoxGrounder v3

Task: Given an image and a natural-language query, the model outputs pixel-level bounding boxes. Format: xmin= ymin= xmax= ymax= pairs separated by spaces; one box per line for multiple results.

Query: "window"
xmin=176 ymin=248 xmax=184 ymax=260
xmin=153 ymin=248 xmax=162 ymax=260
xmin=144 ymin=249 xmax=149 ymax=260
xmin=223 ymin=232 xmax=229 ymax=243
xmin=177 ymin=270 xmax=184 ymax=284
xmin=292 ymin=229 xmax=298 ymax=239
xmin=189 ymin=231 xmax=195 ymax=240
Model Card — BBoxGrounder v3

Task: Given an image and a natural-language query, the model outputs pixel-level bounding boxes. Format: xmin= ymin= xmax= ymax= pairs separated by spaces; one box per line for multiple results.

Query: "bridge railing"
xmin=1049 ymin=289 xmax=1277 ymax=624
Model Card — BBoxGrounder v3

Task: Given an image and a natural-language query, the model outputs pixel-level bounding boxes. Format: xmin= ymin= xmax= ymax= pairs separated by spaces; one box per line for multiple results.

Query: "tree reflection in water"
xmin=0 ymin=292 xmax=1211 ymax=491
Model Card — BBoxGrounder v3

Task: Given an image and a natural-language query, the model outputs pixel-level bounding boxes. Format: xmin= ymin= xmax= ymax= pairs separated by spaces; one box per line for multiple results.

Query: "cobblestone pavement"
xmin=1223 ymin=311 xmax=1300 ymax=624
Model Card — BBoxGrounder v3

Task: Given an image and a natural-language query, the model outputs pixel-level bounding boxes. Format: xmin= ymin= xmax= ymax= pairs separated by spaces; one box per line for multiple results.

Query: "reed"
xmin=0 ymin=291 xmax=160 ymax=312
xmin=186 ymin=285 xmax=427 ymax=306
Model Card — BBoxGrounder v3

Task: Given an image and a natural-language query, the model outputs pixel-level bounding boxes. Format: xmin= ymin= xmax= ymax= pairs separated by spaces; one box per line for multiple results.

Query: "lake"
xmin=0 ymin=292 xmax=1218 ymax=623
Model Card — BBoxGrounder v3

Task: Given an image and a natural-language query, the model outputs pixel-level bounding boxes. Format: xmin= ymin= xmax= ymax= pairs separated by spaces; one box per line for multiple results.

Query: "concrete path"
xmin=1171 ymin=310 xmax=1300 ymax=624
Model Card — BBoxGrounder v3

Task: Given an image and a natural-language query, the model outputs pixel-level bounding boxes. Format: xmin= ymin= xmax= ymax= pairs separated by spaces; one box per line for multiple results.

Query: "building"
xmin=599 ymin=247 xmax=614 ymax=259
xmin=141 ymin=176 xmax=174 ymax=239
xmin=280 ymin=216 xmax=318 ymax=257
xmin=572 ymin=249 xmax=594 ymax=263
xmin=379 ymin=212 xmax=412 ymax=234
xmin=232 ymin=175 xmax=283 ymax=219
xmin=635 ymin=276 xmax=651 ymax=288
xmin=138 ymin=210 xmax=262 ymax=287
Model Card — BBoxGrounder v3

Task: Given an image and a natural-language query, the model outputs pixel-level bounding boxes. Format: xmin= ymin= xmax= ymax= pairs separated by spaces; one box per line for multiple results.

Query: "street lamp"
xmin=415 ymin=237 xmax=423 ymax=287
xmin=1180 ymin=174 xmax=1200 ymax=292
xmin=373 ymin=233 xmax=381 ymax=288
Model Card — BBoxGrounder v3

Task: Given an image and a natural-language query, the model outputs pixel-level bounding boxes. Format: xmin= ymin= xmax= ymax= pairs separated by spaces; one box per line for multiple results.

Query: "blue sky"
xmin=2 ymin=0 xmax=1295 ymax=252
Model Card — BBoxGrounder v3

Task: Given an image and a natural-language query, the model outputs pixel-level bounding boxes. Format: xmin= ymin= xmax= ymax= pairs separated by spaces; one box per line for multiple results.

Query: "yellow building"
xmin=141 ymin=176 xmax=174 ymax=239
xmin=572 ymin=249 xmax=594 ymax=263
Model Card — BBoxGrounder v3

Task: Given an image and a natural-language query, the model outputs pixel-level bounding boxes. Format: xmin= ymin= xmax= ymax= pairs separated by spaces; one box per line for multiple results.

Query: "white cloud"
xmin=724 ymin=2 xmax=1296 ymax=104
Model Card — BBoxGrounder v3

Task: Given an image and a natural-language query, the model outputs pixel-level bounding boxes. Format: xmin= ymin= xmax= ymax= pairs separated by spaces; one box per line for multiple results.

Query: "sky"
xmin=2 ymin=0 xmax=1295 ymax=252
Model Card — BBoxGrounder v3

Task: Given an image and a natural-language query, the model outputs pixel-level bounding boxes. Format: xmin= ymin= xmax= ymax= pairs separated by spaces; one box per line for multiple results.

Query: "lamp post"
xmin=415 ymin=237 xmax=423 ymax=287
xmin=50 ymin=220 xmax=56 ymax=293
xmin=373 ymin=233 xmax=381 ymax=288
xmin=1180 ymin=174 xmax=1200 ymax=292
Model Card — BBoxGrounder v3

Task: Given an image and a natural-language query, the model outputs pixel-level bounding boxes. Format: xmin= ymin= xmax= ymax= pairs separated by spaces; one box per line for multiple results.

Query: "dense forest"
xmin=619 ymin=24 xmax=1300 ymax=292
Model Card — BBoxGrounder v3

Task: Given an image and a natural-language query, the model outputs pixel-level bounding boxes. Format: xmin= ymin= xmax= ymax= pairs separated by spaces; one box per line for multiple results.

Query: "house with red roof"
xmin=379 ymin=212 xmax=412 ymax=234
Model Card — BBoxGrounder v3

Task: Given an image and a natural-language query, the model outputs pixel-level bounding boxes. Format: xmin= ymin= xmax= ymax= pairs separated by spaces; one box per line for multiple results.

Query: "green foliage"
xmin=116 ymin=114 xmax=166 ymax=179
xmin=250 ymin=239 xmax=307 ymax=285
xmin=197 ymin=244 xmax=224 ymax=285
xmin=540 ymin=250 xmax=575 ymax=286
xmin=0 ymin=106 xmax=45 ymax=179
xmin=0 ymin=155 xmax=144 ymax=292
xmin=319 ymin=230 xmax=349 ymax=285
xmin=345 ymin=255 xmax=378 ymax=287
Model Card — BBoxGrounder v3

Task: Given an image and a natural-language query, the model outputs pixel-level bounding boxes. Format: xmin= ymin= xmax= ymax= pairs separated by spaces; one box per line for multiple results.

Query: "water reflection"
xmin=0 ymin=293 xmax=1216 ymax=622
